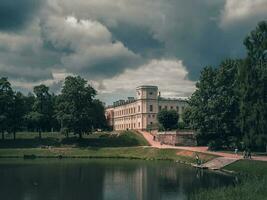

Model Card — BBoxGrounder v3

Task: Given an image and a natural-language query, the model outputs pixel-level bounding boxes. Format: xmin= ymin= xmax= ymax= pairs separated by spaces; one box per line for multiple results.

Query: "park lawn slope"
xmin=190 ymin=160 xmax=267 ymax=200
xmin=0 ymin=131 xmax=149 ymax=148
xmin=0 ymin=147 xmax=216 ymax=164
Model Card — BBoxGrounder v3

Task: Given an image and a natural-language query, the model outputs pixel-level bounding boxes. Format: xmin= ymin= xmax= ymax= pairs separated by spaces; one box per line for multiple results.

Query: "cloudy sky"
xmin=0 ymin=0 xmax=266 ymax=104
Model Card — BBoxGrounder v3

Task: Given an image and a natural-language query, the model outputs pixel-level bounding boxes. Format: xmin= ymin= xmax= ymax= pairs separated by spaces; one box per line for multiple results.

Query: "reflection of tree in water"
xmin=0 ymin=160 xmax=105 ymax=200
xmin=0 ymin=160 xmax=235 ymax=200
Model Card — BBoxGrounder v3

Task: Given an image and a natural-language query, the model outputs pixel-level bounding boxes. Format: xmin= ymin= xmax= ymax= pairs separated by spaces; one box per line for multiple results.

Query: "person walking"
xmin=243 ymin=150 xmax=247 ymax=159
xmin=248 ymin=149 xmax=252 ymax=159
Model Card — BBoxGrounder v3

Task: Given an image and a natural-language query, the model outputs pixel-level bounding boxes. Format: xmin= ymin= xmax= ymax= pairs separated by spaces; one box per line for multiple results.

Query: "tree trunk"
xmin=1 ymin=132 xmax=4 ymax=140
xmin=39 ymin=130 xmax=42 ymax=139
xmin=13 ymin=131 xmax=16 ymax=140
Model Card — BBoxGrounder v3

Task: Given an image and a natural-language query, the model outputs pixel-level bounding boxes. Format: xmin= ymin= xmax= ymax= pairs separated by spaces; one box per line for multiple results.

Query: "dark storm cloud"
xmin=0 ymin=0 xmax=267 ymax=96
xmin=108 ymin=22 xmax=165 ymax=57
xmin=0 ymin=0 xmax=43 ymax=31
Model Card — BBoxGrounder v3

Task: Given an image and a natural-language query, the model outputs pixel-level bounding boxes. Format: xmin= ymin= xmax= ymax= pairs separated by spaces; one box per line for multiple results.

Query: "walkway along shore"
xmin=138 ymin=130 xmax=267 ymax=169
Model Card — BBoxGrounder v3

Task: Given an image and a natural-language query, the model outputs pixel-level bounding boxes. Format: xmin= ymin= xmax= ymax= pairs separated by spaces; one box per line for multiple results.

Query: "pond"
xmin=0 ymin=159 xmax=233 ymax=200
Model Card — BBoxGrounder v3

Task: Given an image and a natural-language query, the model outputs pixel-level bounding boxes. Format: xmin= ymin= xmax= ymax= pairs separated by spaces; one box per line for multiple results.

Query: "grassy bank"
xmin=0 ymin=147 xmax=216 ymax=164
xmin=0 ymin=131 xmax=149 ymax=148
xmin=190 ymin=160 xmax=267 ymax=200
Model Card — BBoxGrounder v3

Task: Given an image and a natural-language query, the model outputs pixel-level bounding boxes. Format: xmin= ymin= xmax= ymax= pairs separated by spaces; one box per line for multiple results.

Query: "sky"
xmin=0 ymin=0 xmax=267 ymax=104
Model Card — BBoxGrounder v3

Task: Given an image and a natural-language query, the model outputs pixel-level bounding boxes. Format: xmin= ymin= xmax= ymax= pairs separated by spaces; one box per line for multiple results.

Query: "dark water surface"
xmin=0 ymin=159 xmax=233 ymax=200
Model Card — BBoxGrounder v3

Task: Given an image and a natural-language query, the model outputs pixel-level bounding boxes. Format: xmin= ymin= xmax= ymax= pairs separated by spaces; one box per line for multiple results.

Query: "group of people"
xmin=235 ymin=148 xmax=252 ymax=159
xmin=243 ymin=149 xmax=252 ymax=159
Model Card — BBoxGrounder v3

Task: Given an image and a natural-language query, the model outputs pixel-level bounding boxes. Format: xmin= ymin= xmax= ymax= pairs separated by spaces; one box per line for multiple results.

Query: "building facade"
xmin=105 ymin=85 xmax=188 ymax=131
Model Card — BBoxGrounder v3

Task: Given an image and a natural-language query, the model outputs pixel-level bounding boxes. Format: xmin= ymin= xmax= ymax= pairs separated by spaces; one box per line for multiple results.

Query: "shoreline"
xmin=0 ymin=146 xmax=216 ymax=167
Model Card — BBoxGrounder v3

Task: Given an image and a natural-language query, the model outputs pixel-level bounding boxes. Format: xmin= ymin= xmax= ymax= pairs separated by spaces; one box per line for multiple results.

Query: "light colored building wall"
xmin=105 ymin=85 xmax=188 ymax=131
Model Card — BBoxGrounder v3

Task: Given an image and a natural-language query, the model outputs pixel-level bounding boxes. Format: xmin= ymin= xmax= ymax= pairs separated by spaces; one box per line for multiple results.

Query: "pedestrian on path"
xmin=243 ymin=150 xmax=247 ymax=159
xmin=248 ymin=149 xmax=252 ymax=159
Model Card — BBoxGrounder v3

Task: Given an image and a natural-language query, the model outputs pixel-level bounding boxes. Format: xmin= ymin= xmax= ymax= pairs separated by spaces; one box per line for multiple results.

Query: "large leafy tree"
xmin=239 ymin=21 xmax=267 ymax=150
xmin=92 ymin=99 xmax=108 ymax=130
xmin=8 ymin=92 xmax=27 ymax=140
xmin=188 ymin=67 xmax=218 ymax=145
xmin=157 ymin=109 xmax=179 ymax=131
xmin=29 ymin=84 xmax=53 ymax=139
xmin=57 ymin=76 xmax=96 ymax=139
xmin=0 ymin=77 xmax=14 ymax=140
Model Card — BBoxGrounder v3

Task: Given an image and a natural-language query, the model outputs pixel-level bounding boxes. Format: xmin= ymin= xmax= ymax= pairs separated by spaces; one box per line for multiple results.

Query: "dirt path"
xmin=138 ymin=130 xmax=267 ymax=162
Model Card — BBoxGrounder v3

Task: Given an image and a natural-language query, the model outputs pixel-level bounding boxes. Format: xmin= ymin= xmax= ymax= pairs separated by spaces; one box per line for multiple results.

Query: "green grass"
xmin=224 ymin=159 xmax=267 ymax=177
xmin=0 ymin=131 xmax=149 ymax=148
xmin=0 ymin=147 xmax=216 ymax=163
xmin=190 ymin=176 xmax=267 ymax=200
xmin=190 ymin=160 xmax=267 ymax=200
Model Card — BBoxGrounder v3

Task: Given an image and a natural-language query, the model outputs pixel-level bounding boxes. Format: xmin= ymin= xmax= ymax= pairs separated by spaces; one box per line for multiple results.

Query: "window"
xmin=138 ymin=122 xmax=140 ymax=127
xmin=152 ymin=114 xmax=155 ymax=118
xmin=170 ymin=106 xmax=173 ymax=109
xmin=158 ymin=106 xmax=162 ymax=111
xmin=148 ymin=114 xmax=151 ymax=118
xmin=149 ymin=92 xmax=153 ymax=95
xmin=138 ymin=105 xmax=140 ymax=112
xmin=150 ymin=122 xmax=153 ymax=125
xmin=150 ymin=105 xmax=153 ymax=112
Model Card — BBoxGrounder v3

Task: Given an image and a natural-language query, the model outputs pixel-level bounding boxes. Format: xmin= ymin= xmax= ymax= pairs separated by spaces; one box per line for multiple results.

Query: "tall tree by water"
xmin=27 ymin=84 xmax=53 ymax=139
xmin=0 ymin=77 xmax=14 ymax=140
xmin=239 ymin=21 xmax=267 ymax=150
xmin=57 ymin=76 xmax=96 ymax=139
xmin=8 ymin=92 xmax=28 ymax=140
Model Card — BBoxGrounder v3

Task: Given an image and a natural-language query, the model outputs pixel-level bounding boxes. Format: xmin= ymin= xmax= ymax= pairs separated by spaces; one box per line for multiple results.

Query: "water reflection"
xmin=0 ymin=159 xmax=233 ymax=200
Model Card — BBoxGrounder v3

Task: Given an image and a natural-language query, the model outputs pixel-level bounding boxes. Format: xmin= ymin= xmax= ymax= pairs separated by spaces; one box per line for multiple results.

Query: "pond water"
xmin=0 ymin=159 xmax=233 ymax=200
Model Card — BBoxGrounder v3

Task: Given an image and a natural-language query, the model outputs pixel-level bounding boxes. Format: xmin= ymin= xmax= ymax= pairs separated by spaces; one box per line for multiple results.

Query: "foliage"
xmin=0 ymin=76 xmax=107 ymax=140
xmin=187 ymin=21 xmax=267 ymax=151
xmin=0 ymin=77 xmax=14 ymax=139
xmin=157 ymin=109 xmax=179 ymax=130
xmin=56 ymin=76 xmax=97 ymax=138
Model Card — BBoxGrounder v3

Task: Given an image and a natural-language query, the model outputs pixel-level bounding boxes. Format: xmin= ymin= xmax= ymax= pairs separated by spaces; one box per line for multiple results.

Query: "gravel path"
xmin=138 ymin=130 xmax=267 ymax=162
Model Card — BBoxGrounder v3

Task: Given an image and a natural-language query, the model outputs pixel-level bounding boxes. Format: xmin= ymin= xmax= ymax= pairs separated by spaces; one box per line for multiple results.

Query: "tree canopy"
xmin=157 ymin=109 xmax=179 ymax=131
xmin=186 ymin=21 xmax=267 ymax=151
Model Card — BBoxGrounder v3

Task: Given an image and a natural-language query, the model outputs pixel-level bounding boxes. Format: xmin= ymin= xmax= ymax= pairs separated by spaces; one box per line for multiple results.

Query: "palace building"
xmin=105 ymin=85 xmax=188 ymax=130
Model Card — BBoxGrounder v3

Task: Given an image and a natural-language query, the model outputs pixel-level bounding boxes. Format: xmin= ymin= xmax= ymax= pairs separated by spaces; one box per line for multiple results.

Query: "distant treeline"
xmin=184 ymin=21 xmax=267 ymax=151
xmin=0 ymin=76 xmax=108 ymax=140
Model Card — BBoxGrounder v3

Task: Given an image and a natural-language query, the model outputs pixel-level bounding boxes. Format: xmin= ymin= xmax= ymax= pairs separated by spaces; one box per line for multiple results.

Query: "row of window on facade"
xmin=114 ymin=105 xmax=185 ymax=117
xmin=158 ymin=105 xmax=185 ymax=112
xmin=115 ymin=122 xmax=141 ymax=129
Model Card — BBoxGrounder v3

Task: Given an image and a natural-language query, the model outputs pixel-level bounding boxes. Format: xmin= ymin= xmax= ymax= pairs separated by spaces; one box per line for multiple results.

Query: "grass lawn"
xmin=0 ymin=147 xmax=216 ymax=164
xmin=190 ymin=160 xmax=267 ymax=200
xmin=0 ymin=130 xmax=149 ymax=148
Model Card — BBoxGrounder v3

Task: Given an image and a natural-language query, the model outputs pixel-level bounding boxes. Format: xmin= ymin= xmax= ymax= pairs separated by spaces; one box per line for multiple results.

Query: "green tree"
xmin=8 ymin=92 xmax=27 ymax=140
xmin=239 ymin=21 xmax=267 ymax=150
xmin=0 ymin=77 xmax=14 ymax=140
xmin=182 ymin=107 xmax=192 ymax=128
xmin=92 ymin=99 xmax=108 ymax=130
xmin=188 ymin=61 xmax=241 ymax=148
xmin=32 ymin=84 xmax=53 ymax=138
xmin=157 ymin=109 xmax=179 ymax=131
xmin=188 ymin=67 xmax=218 ymax=145
xmin=57 ymin=76 xmax=96 ymax=139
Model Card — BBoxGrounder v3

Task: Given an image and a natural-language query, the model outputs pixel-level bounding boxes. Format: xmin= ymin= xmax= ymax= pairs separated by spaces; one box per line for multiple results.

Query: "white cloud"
xmin=220 ymin=0 xmax=267 ymax=28
xmin=42 ymin=15 xmax=141 ymax=77
xmin=97 ymin=59 xmax=196 ymax=104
